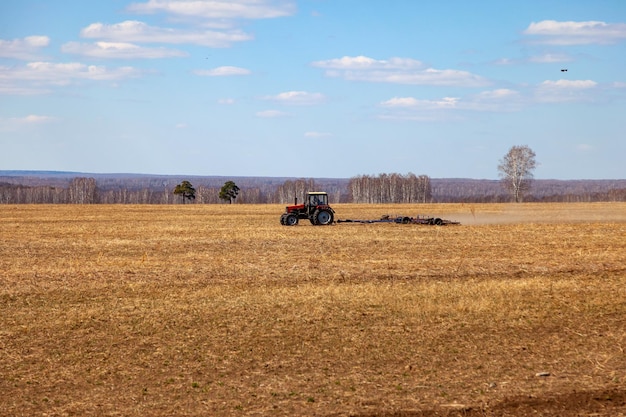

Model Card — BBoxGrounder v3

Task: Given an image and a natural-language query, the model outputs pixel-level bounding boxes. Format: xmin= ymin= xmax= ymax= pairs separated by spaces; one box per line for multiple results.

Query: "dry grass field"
xmin=1 ymin=203 xmax=626 ymax=416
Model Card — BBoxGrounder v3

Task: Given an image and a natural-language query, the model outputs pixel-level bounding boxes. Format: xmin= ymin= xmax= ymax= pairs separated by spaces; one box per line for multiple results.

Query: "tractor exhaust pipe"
xmin=294 ymin=196 xmax=298 ymax=205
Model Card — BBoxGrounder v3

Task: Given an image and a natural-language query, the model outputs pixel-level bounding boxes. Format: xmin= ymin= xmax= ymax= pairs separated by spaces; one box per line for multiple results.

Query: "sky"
xmin=1 ymin=0 xmax=625 ymax=180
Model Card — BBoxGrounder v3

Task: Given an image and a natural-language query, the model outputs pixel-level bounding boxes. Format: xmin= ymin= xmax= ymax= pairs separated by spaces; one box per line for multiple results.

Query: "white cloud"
xmin=0 ymin=85 xmax=52 ymax=95
xmin=523 ymin=20 xmax=626 ymax=45
xmin=127 ymin=0 xmax=296 ymax=20
xmin=61 ymin=41 xmax=188 ymax=59
xmin=377 ymin=96 xmax=461 ymax=122
xmin=262 ymin=91 xmax=326 ymax=105
xmin=381 ymin=89 xmax=521 ymax=113
xmin=378 ymin=88 xmax=525 ymax=120
xmin=0 ymin=114 xmax=57 ymax=131
xmin=256 ymin=109 xmax=287 ymax=118
xmin=81 ymin=20 xmax=252 ymax=48
xmin=381 ymin=96 xmax=459 ymax=109
xmin=534 ymin=79 xmax=599 ymax=102
xmin=218 ymin=98 xmax=236 ymax=104
xmin=476 ymin=88 xmax=519 ymax=99
xmin=493 ymin=58 xmax=515 ymax=66
xmin=16 ymin=114 xmax=57 ymax=124
xmin=312 ymin=55 xmax=425 ymax=70
xmin=194 ymin=66 xmax=251 ymax=76
xmin=380 ymin=97 xmax=420 ymax=107
xmin=377 ymin=75 xmax=613 ymax=121
xmin=540 ymin=79 xmax=598 ymax=89
xmin=20 ymin=61 xmax=142 ymax=82
xmin=491 ymin=52 xmax=574 ymax=66
xmin=0 ymin=61 xmax=143 ymax=95
xmin=175 ymin=122 xmax=188 ymax=129
xmin=312 ymin=55 xmax=489 ymax=87
xmin=529 ymin=53 xmax=572 ymax=63
xmin=469 ymin=89 xmax=524 ymax=111
xmin=493 ymin=53 xmax=572 ymax=66
xmin=414 ymin=81 xmax=613 ymax=109
xmin=377 ymin=111 xmax=461 ymax=123
xmin=0 ymin=36 xmax=50 ymax=60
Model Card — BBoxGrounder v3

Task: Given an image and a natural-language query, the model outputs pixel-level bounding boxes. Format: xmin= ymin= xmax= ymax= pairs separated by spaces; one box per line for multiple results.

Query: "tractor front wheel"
xmin=284 ymin=213 xmax=299 ymax=226
xmin=313 ymin=209 xmax=334 ymax=225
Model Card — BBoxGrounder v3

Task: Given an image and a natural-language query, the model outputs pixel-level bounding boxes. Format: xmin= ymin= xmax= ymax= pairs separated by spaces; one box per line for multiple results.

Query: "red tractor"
xmin=280 ymin=192 xmax=335 ymax=226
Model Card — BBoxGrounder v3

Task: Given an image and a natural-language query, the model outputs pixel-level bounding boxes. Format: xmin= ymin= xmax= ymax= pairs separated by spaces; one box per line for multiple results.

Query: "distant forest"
xmin=1 ymin=171 xmax=625 ymax=204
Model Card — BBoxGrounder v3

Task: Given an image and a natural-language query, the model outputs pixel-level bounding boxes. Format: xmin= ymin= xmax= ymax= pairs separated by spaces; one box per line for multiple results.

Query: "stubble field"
xmin=1 ymin=203 xmax=626 ymax=416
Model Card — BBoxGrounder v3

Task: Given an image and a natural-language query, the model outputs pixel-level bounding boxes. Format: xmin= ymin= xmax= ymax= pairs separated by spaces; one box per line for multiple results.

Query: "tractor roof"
xmin=307 ymin=192 xmax=327 ymax=195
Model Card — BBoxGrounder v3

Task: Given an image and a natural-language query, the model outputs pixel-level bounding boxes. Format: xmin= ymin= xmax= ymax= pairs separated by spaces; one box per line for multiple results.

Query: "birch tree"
xmin=498 ymin=145 xmax=537 ymax=203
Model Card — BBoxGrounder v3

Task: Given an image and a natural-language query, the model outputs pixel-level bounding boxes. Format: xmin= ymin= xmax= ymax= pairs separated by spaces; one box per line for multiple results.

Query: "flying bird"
xmin=561 ymin=69 xmax=568 ymax=72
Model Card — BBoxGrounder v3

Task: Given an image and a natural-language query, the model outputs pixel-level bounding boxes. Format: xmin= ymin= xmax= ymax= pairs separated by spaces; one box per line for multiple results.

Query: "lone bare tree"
xmin=498 ymin=145 xmax=537 ymax=203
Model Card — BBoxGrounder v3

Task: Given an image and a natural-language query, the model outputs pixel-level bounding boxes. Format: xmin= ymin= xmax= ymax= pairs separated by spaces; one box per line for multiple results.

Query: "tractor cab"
xmin=307 ymin=192 xmax=328 ymax=210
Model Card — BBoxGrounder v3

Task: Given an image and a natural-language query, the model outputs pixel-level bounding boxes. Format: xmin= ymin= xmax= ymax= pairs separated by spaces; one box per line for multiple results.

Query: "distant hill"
xmin=0 ymin=170 xmax=294 ymax=189
xmin=0 ymin=170 xmax=81 ymax=177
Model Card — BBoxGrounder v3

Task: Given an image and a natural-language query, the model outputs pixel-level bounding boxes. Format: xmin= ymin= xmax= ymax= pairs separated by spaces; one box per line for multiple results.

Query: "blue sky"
xmin=1 ymin=0 xmax=625 ymax=179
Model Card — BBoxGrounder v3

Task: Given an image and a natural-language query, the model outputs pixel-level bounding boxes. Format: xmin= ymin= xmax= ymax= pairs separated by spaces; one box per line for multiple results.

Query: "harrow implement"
xmin=336 ymin=214 xmax=460 ymax=226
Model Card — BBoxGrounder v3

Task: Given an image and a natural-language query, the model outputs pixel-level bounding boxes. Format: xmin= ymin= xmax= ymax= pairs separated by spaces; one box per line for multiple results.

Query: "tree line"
xmin=0 ymin=174 xmax=432 ymax=204
xmin=2 ymin=174 xmax=626 ymax=204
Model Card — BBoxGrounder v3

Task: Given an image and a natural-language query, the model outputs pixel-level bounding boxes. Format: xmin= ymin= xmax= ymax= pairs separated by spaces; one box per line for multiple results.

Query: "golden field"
xmin=1 ymin=203 xmax=625 ymax=416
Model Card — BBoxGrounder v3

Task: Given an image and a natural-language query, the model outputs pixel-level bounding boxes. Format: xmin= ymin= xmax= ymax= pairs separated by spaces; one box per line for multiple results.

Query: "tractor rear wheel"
xmin=313 ymin=209 xmax=334 ymax=225
xmin=284 ymin=213 xmax=298 ymax=226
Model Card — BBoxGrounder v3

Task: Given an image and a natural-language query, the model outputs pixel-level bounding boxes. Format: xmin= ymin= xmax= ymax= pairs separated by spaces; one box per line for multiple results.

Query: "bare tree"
xmin=498 ymin=145 xmax=537 ymax=203
xmin=417 ymin=175 xmax=432 ymax=203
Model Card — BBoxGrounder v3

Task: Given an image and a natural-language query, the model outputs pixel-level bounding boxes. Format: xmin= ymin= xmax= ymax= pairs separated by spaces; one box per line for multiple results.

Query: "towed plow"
xmin=337 ymin=214 xmax=460 ymax=226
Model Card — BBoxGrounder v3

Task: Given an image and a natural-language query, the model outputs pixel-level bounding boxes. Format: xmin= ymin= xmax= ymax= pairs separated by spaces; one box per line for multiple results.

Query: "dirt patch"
xmin=352 ymin=389 xmax=626 ymax=416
